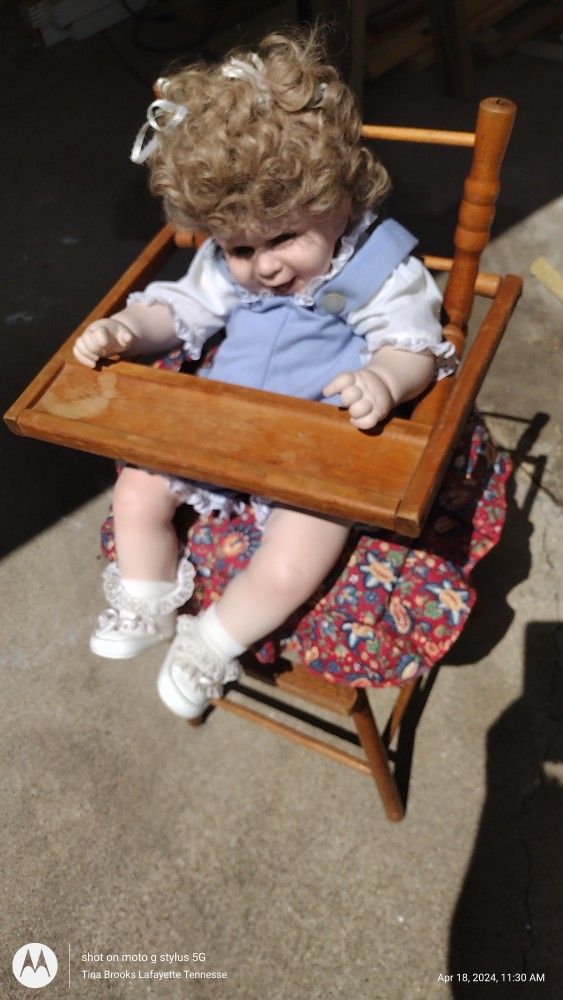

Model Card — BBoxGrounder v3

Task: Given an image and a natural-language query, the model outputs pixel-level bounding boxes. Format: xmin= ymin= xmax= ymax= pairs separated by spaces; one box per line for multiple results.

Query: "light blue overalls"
xmin=200 ymin=218 xmax=418 ymax=404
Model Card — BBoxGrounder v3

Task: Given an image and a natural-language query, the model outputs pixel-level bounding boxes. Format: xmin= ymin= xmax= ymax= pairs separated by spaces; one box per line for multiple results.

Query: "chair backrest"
xmin=362 ymin=97 xmax=517 ymax=355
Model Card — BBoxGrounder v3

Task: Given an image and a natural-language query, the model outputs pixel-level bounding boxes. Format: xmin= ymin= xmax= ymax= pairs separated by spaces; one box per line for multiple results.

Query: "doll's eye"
xmin=228 ymin=232 xmax=296 ymax=258
xmin=229 ymin=246 xmax=254 ymax=260
xmin=267 ymin=232 xmax=297 ymax=248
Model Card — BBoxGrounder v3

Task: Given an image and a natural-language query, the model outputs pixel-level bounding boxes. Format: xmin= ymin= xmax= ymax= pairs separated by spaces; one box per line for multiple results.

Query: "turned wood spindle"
xmin=443 ymin=97 xmax=517 ymax=334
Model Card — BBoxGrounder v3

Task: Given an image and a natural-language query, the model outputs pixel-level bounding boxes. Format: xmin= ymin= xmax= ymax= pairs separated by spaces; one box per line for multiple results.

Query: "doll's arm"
xmin=323 ymin=346 xmax=436 ymax=430
xmin=323 ymin=255 xmax=452 ymax=429
xmin=74 ymin=239 xmax=239 ymax=368
xmin=73 ymin=302 xmax=180 ymax=368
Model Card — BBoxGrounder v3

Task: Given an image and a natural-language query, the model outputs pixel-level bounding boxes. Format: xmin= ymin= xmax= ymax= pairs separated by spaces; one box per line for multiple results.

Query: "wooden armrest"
xmin=395 ymin=272 xmax=523 ymax=534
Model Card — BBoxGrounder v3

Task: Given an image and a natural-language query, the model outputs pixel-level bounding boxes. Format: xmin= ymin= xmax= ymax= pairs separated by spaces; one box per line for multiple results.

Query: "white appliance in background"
xmin=18 ymin=0 xmax=147 ymax=45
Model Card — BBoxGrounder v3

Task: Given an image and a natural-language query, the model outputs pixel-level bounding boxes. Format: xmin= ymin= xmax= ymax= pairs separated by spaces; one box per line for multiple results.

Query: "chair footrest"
xmin=211 ymin=696 xmax=371 ymax=775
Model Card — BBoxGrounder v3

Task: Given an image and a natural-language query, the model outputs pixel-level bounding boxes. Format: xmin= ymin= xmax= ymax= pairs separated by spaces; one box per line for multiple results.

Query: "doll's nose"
xmin=255 ymin=249 xmax=282 ymax=279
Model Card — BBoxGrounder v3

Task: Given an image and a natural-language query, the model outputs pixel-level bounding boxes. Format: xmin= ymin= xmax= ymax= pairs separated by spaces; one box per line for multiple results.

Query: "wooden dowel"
xmin=212 ymin=698 xmax=372 ymax=775
xmin=422 ymin=254 xmax=455 ymax=272
xmin=473 ymin=273 xmax=502 ymax=298
xmin=362 ymin=124 xmax=475 ymax=147
xmin=422 ymin=256 xmax=502 ymax=298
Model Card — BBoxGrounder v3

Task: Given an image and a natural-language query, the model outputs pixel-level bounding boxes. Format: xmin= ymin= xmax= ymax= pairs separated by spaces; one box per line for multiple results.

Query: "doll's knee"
xmin=247 ymin=551 xmax=315 ymax=604
xmin=113 ymin=467 xmax=177 ymax=524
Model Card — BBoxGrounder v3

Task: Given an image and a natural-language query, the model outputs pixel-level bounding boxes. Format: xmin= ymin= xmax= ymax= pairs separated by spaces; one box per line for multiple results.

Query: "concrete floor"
xmin=1 ymin=5 xmax=562 ymax=998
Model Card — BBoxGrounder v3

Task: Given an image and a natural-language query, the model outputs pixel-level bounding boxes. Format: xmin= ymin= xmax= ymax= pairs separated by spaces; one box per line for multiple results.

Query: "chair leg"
xmin=187 ymin=714 xmax=206 ymax=728
xmin=351 ymin=690 xmax=405 ymax=822
xmin=385 ymin=679 xmax=418 ymax=747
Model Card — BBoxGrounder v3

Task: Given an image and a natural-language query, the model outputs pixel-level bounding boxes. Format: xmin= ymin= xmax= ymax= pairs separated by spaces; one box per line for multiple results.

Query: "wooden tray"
xmin=4 ymin=265 xmax=521 ymax=536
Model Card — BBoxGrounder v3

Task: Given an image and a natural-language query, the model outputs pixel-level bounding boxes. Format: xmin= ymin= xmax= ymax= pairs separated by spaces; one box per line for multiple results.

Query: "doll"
xmin=73 ymin=29 xmax=456 ymax=720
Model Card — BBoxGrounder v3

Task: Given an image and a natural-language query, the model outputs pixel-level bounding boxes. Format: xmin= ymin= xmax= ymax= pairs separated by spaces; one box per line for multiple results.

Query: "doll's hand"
xmin=73 ymin=318 xmax=134 ymax=368
xmin=323 ymin=369 xmax=395 ymax=430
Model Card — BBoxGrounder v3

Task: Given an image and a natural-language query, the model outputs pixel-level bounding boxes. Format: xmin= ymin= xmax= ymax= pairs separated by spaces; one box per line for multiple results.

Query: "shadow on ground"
xmin=439 ymin=416 xmax=563 ymax=997
xmin=448 ymin=618 xmax=563 ymax=998
xmin=446 ymin=411 xmax=549 ymax=668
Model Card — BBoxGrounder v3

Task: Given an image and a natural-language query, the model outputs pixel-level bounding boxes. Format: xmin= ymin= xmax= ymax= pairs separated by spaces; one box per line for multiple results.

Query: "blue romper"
xmin=200 ymin=218 xmax=418 ymax=405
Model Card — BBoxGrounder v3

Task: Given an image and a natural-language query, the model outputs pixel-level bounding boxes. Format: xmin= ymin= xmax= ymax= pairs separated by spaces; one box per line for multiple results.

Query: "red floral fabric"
xmin=101 ymin=404 xmax=511 ymax=688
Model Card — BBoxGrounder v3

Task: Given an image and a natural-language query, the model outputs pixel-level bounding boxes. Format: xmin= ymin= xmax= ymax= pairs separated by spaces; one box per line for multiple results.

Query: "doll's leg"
xmin=214 ymin=507 xmax=350 ymax=646
xmin=90 ymin=468 xmax=195 ymax=659
xmin=158 ymin=508 xmax=349 ymax=718
xmin=112 ymin=467 xmax=182 ymax=581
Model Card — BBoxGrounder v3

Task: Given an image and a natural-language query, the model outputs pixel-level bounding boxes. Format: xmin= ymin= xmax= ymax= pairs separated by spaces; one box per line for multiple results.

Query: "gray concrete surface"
xmin=2 ymin=6 xmax=563 ymax=999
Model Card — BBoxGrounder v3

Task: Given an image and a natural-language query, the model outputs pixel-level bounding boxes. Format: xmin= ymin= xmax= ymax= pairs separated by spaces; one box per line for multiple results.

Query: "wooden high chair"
xmin=5 ymin=97 xmax=522 ymax=821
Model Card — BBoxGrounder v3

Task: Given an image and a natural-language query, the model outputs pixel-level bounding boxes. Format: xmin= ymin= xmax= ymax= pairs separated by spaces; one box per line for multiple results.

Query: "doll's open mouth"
xmin=271 ymin=278 xmax=295 ymax=295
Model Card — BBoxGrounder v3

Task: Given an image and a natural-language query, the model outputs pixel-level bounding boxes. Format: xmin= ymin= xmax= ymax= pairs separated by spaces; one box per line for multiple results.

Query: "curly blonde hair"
xmin=145 ymin=28 xmax=390 ymax=239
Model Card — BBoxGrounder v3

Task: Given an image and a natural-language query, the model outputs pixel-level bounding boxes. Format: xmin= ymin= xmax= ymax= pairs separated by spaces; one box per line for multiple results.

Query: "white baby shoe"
xmin=90 ymin=555 xmax=195 ymax=659
xmin=157 ymin=614 xmax=241 ymax=720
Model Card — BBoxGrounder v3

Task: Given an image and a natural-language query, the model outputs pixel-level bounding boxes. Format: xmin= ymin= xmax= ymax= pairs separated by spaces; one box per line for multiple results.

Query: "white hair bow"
xmin=221 ymin=53 xmax=270 ymax=106
xmin=130 ymin=96 xmax=188 ymax=164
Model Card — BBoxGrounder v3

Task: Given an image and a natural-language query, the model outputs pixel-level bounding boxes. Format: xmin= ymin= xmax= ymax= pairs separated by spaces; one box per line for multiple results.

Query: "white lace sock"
xmin=121 ymin=578 xmax=177 ymax=600
xmin=198 ymin=604 xmax=247 ymax=660
xmin=122 ymin=578 xmax=177 ymax=628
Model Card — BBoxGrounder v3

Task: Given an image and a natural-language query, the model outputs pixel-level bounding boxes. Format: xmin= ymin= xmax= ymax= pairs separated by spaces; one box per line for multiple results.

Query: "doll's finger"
xmin=339 ymin=384 xmax=363 ymax=407
xmin=115 ymin=328 xmax=133 ymax=349
xmin=351 ymin=411 xmax=379 ymax=430
xmin=91 ymin=327 xmax=113 ymax=352
xmin=74 ymin=333 xmax=96 ymax=355
xmin=78 ymin=327 xmax=104 ymax=355
xmin=352 ymin=394 xmax=393 ymax=429
xmin=350 ymin=401 xmax=381 ymax=430
xmin=83 ymin=321 xmax=110 ymax=341
xmin=348 ymin=397 xmax=372 ymax=419
xmin=322 ymin=371 xmax=355 ymax=397
xmin=92 ymin=319 xmax=118 ymax=339
xmin=73 ymin=341 xmax=97 ymax=367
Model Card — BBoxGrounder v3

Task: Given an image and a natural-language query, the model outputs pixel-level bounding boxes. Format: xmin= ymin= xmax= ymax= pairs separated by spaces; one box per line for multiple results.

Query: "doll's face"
xmin=218 ymin=202 xmax=351 ymax=296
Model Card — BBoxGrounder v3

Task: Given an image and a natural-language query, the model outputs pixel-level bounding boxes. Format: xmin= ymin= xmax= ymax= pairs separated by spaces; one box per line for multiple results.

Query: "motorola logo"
xmin=12 ymin=943 xmax=58 ymax=989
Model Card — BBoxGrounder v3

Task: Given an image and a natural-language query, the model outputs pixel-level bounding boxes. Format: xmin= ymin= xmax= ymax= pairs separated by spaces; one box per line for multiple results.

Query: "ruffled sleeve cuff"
xmin=127 ymin=290 xmax=212 ymax=360
xmin=127 ymin=238 xmax=238 ymax=360
xmin=362 ymin=334 xmax=458 ymax=381
xmin=351 ymin=256 xmax=457 ymax=379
